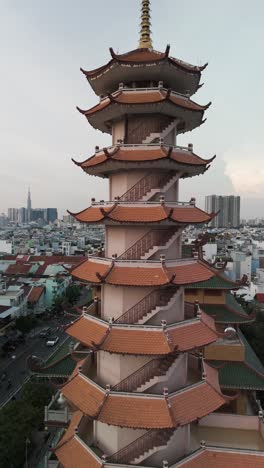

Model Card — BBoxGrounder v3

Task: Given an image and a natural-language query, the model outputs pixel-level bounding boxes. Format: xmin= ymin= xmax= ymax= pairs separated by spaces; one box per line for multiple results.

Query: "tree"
xmin=52 ymin=295 xmax=64 ymax=313
xmin=0 ymin=382 xmax=54 ymax=467
xmin=15 ymin=315 xmax=38 ymax=334
xmin=65 ymin=284 xmax=81 ymax=305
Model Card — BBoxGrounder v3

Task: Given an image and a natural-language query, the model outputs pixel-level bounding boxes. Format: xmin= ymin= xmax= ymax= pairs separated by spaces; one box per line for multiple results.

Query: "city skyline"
xmin=1 ymin=0 xmax=264 ymax=217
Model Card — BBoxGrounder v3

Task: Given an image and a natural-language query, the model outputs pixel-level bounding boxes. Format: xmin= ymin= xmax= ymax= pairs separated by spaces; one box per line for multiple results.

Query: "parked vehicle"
xmin=46 ymin=336 xmax=59 ymax=347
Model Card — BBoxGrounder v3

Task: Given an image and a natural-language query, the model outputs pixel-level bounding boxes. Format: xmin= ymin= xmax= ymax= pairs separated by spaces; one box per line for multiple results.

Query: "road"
xmin=0 ymin=318 xmax=68 ymax=407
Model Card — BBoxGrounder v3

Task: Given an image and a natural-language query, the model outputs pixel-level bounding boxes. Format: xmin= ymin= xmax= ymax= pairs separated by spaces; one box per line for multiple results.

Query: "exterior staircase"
xmin=137 ymin=287 xmax=181 ymax=324
xmin=142 ymin=119 xmax=178 ymax=144
xmin=141 ymin=171 xmax=182 ymax=201
xmin=119 ymin=171 xmax=175 ymax=202
xmin=108 ymin=428 xmax=175 ymax=465
xmin=119 ymin=228 xmax=178 ymax=261
xmin=113 ymin=355 xmax=176 ymax=393
xmin=115 ymin=288 xmax=176 ymax=325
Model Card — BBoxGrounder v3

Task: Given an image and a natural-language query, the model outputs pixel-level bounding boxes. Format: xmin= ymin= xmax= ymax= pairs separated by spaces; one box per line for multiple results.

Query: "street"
xmin=0 ymin=318 xmax=68 ymax=407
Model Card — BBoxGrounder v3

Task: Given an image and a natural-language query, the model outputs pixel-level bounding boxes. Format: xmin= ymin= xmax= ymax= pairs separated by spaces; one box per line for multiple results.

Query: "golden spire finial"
xmin=138 ymin=0 xmax=153 ymax=49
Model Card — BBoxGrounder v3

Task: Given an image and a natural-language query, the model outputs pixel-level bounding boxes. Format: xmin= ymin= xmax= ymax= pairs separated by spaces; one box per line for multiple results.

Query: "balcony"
xmin=44 ymin=392 xmax=71 ymax=427
xmin=191 ymin=411 xmax=264 ymax=452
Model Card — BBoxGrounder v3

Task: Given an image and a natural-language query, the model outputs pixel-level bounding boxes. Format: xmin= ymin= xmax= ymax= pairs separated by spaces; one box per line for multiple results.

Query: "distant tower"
xmin=27 ymin=187 xmax=32 ymax=223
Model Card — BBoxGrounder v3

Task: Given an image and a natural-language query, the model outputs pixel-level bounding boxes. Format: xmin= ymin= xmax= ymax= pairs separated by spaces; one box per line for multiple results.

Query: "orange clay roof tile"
xmin=70 ymin=204 xmax=214 ymax=225
xmin=71 ymin=259 xmax=215 ymax=286
xmin=74 ymin=146 xmax=213 ymax=170
xmin=66 ymin=313 xmax=217 ymax=354
xmin=177 ymin=449 xmax=264 ymax=467
xmin=61 ymin=374 xmax=226 ymax=429
xmin=56 ymin=435 xmax=102 ymax=468
xmin=79 ymin=89 xmax=208 ymax=117
xmin=56 ymin=410 xmax=83 ymax=448
xmin=62 ymin=374 xmax=105 ymax=416
xmin=99 ymin=394 xmax=172 ymax=428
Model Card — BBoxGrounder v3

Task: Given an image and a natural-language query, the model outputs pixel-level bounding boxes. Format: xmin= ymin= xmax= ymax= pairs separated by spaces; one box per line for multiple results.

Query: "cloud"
xmin=223 ymin=144 xmax=264 ymax=197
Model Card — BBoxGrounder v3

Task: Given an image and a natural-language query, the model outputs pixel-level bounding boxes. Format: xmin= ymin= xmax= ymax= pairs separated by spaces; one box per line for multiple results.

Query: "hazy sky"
xmin=1 ymin=0 xmax=264 ymax=218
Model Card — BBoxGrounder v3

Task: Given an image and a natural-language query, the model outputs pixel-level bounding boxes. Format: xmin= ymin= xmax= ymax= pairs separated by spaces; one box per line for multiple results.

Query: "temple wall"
xmin=148 ymin=287 xmax=184 ymax=325
xmin=149 ymin=353 xmax=188 ymax=393
xmin=94 ymin=421 xmax=145 ymax=455
xmin=102 ymin=284 xmax=151 ymax=320
xmin=97 ymin=351 xmax=150 ymax=387
xmin=145 ymin=425 xmax=190 ymax=466
xmin=109 ymin=170 xmax=147 ymax=199
xmin=185 ymin=289 xmax=226 ymax=304
xmin=204 ymin=342 xmax=245 ymax=361
xmin=106 ymin=225 xmax=148 ymax=257
xmin=112 ymin=119 xmax=125 ymax=144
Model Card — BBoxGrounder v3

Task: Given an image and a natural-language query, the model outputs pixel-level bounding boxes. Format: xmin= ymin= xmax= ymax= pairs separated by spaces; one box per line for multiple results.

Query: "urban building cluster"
xmin=36 ymin=2 xmax=264 ymax=467
xmin=205 ymin=195 xmax=240 ymax=228
xmin=5 ymin=188 xmax=58 ymax=225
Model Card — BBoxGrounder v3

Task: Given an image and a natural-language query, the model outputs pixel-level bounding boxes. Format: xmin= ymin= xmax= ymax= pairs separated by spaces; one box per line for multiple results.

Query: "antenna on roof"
xmin=138 ymin=0 xmax=153 ymax=49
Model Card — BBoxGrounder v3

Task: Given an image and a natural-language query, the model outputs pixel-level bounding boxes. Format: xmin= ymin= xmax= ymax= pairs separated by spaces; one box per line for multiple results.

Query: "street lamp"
xmin=25 ymin=438 xmax=30 ymax=468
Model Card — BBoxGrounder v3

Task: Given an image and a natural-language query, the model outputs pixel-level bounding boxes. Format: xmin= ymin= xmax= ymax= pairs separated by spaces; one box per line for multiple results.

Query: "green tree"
xmin=65 ymin=284 xmax=81 ymax=305
xmin=15 ymin=315 xmax=38 ymax=334
xmin=0 ymin=382 xmax=54 ymax=467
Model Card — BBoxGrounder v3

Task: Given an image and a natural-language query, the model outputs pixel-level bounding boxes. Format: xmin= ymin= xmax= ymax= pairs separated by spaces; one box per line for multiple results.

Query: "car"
xmin=46 ymin=336 xmax=59 ymax=347
xmin=39 ymin=328 xmax=52 ymax=338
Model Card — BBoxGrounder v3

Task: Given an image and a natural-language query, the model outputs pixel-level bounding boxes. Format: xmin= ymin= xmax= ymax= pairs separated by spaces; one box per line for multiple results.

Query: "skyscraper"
xmin=27 ymin=187 xmax=32 ymax=223
xmin=205 ymin=195 xmax=240 ymax=228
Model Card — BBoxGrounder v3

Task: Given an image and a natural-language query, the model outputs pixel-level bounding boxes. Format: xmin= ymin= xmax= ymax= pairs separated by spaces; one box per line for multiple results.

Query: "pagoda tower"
xmin=51 ymin=2 xmax=264 ymax=467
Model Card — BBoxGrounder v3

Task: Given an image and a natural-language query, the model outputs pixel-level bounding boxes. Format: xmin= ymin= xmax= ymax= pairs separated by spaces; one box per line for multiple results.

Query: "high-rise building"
xmin=47 ymin=2 xmax=264 ymax=466
xmin=44 ymin=208 xmax=58 ymax=223
xmin=18 ymin=207 xmax=27 ymax=224
xmin=7 ymin=208 xmax=18 ymax=222
xmin=205 ymin=195 xmax=240 ymax=228
xmin=27 ymin=187 xmax=32 ymax=222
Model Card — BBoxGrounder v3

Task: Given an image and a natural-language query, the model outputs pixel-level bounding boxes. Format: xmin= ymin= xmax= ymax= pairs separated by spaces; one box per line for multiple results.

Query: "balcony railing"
xmin=44 ymin=392 xmax=71 ymax=426
xmin=115 ymin=288 xmax=175 ymax=324
xmin=119 ymin=228 xmax=177 ymax=260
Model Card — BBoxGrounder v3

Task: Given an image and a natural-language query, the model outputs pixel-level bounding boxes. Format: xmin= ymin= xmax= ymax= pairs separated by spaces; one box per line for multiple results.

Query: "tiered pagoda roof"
xmin=69 ymin=202 xmax=216 ymax=225
xmin=70 ymin=257 xmax=215 ymax=286
xmin=65 ymin=311 xmax=218 ymax=354
xmin=72 ymin=144 xmax=215 ymax=178
xmin=77 ymin=87 xmax=210 ymax=134
xmin=81 ymin=46 xmax=206 ymax=97
xmin=61 ymin=364 xmax=227 ymax=429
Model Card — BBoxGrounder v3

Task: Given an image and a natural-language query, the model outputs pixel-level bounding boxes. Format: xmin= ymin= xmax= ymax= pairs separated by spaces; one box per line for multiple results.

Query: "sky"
xmin=1 ymin=0 xmax=264 ymax=218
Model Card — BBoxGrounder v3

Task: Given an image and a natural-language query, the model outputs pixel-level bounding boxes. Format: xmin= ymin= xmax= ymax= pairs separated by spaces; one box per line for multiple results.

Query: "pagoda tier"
xmin=70 ymin=257 xmax=215 ymax=286
xmin=81 ymin=46 xmax=206 ymax=97
xmin=69 ymin=202 xmax=216 ymax=225
xmin=60 ymin=362 xmax=227 ymax=429
xmin=65 ymin=310 xmax=218 ymax=354
xmin=55 ymin=414 xmax=264 ymax=468
xmin=77 ymin=87 xmax=210 ymax=134
xmin=73 ymin=144 xmax=215 ymax=178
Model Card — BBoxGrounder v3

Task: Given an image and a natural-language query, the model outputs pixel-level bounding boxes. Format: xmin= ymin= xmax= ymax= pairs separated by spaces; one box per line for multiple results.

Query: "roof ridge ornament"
xmin=138 ymin=0 xmax=153 ymax=49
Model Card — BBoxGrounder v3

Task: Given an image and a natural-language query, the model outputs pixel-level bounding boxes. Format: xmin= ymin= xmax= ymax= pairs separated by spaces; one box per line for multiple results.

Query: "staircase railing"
xmin=120 ymin=171 xmax=174 ymax=202
xmin=108 ymin=428 xmax=174 ymax=464
xmin=113 ymin=355 xmax=175 ymax=393
xmin=115 ymin=288 xmax=175 ymax=324
xmin=119 ymin=228 xmax=177 ymax=260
